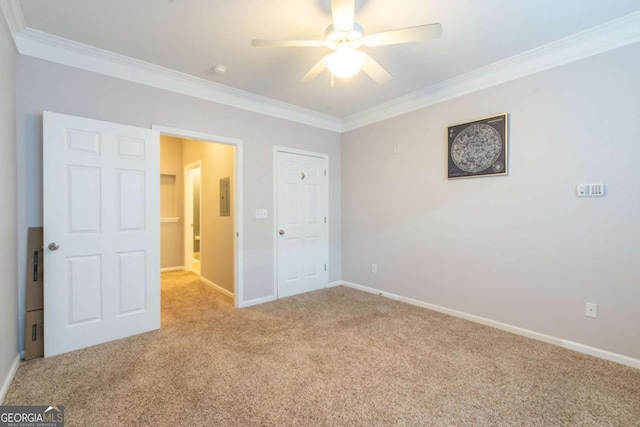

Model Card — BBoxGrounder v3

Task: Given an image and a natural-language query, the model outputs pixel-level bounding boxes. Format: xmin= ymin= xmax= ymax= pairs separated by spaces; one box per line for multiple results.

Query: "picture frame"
xmin=447 ymin=113 xmax=508 ymax=179
xmin=220 ymin=177 xmax=230 ymax=216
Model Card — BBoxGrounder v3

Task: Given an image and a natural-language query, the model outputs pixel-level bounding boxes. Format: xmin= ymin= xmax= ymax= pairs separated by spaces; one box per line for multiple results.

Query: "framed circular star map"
xmin=447 ymin=113 xmax=508 ymax=179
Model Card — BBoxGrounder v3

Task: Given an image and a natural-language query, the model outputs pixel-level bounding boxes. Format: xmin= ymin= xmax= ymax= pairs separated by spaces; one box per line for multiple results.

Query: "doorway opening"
xmin=156 ymin=125 xmax=243 ymax=307
xmin=41 ymin=113 xmax=245 ymax=357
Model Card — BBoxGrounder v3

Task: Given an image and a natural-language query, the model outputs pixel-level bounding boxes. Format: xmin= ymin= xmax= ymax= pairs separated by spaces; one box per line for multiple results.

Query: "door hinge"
xmin=324 ymin=169 xmax=327 ymax=176
xmin=324 ymin=264 xmax=327 ymax=272
xmin=324 ymin=216 xmax=327 ymax=224
xmin=236 ymin=232 xmax=239 ymax=237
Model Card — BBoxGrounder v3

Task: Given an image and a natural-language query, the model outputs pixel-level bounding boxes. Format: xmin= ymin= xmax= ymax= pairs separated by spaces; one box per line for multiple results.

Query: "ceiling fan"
xmin=251 ymin=0 xmax=442 ymax=84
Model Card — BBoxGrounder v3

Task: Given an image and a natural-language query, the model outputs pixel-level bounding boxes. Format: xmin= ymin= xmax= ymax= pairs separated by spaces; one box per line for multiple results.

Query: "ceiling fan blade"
xmin=331 ymin=0 xmax=355 ymax=30
xmin=361 ymin=53 xmax=392 ymax=84
xmin=363 ymin=23 xmax=442 ymax=46
xmin=252 ymin=39 xmax=326 ymax=47
xmin=300 ymin=56 xmax=328 ymax=83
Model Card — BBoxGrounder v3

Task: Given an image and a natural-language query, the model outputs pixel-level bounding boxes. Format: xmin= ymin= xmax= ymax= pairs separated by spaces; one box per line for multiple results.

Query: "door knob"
xmin=279 ymin=230 xmax=285 ymax=235
xmin=48 ymin=242 xmax=60 ymax=251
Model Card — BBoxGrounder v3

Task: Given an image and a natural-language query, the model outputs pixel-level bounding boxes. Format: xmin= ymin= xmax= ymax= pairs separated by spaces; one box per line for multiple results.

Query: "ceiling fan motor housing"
xmin=325 ymin=23 xmax=364 ymax=50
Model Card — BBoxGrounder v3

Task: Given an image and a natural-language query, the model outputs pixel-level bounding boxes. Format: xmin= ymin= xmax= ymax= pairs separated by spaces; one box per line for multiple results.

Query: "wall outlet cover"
xmin=585 ymin=302 xmax=598 ymax=318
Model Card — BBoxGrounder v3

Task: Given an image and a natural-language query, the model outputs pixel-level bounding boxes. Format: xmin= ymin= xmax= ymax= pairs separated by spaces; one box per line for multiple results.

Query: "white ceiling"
xmin=11 ymin=0 xmax=640 ymax=118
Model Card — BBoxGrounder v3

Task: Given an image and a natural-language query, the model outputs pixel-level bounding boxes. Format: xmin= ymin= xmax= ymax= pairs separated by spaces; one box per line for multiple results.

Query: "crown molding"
xmin=3 ymin=7 xmax=639 ymax=134
xmin=0 ymin=0 xmax=25 ymax=44
xmin=341 ymin=11 xmax=640 ymax=132
xmin=12 ymin=27 xmax=342 ymax=132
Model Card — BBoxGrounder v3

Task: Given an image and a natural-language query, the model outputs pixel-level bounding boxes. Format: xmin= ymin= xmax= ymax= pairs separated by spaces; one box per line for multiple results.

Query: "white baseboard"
xmin=239 ymin=295 xmax=277 ymax=308
xmin=0 ymin=354 xmax=20 ymax=404
xmin=199 ymin=276 xmax=234 ymax=299
xmin=238 ymin=282 xmax=340 ymax=308
xmin=160 ymin=266 xmax=185 ymax=272
xmin=340 ymin=281 xmax=640 ymax=370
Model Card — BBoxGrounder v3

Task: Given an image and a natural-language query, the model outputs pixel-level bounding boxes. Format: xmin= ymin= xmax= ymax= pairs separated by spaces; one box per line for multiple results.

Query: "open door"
xmin=43 ymin=111 xmax=160 ymax=357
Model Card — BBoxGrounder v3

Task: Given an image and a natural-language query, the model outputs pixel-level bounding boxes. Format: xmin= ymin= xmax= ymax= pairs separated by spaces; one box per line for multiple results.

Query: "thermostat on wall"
xmin=576 ymin=183 xmax=605 ymax=197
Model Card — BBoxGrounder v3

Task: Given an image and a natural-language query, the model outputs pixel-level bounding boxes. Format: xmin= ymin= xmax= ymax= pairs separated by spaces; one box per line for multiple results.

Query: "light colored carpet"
xmin=4 ymin=271 xmax=640 ymax=426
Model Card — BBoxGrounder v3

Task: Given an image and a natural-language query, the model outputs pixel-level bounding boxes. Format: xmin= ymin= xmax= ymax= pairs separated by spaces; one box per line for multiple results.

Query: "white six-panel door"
xmin=276 ymin=150 xmax=328 ymax=298
xmin=43 ymin=111 xmax=160 ymax=357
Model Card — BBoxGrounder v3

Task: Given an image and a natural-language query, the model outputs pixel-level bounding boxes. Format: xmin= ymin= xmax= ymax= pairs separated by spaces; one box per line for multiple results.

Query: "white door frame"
xmin=273 ymin=146 xmax=329 ymax=299
xmin=153 ymin=125 xmax=243 ymax=308
xmin=184 ymin=161 xmax=201 ymax=274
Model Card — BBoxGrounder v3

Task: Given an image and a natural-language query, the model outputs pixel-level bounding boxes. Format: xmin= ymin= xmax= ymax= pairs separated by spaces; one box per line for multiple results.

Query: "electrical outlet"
xmin=585 ymin=302 xmax=598 ymax=318
xmin=371 ymin=263 xmax=377 ymax=273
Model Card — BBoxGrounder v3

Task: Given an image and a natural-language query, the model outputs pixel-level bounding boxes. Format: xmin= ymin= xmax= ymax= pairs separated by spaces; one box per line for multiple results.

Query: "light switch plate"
xmin=255 ymin=209 xmax=268 ymax=219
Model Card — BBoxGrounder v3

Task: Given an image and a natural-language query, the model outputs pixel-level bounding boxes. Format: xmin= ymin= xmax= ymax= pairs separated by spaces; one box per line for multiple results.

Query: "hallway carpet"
xmin=4 ymin=271 xmax=640 ymax=426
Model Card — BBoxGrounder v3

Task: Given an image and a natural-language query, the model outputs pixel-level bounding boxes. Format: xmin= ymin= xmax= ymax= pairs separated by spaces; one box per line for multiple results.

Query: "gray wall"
xmin=16 ymin=57 xmax=342 ymax=342
xmin=0 ymin=16 xmax=18 ymax=396
xmin=342 ymin=43 xmax=640 ymax=360
xmin=183 ymin=138 xmax=236 ymax=293
xmin=160 ymin=136 xmax=185 ymax=269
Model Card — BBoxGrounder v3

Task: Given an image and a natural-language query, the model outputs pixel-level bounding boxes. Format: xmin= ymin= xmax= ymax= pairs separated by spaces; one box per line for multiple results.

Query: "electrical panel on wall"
xmin=576 ymin=183 xmax=605 ymax=197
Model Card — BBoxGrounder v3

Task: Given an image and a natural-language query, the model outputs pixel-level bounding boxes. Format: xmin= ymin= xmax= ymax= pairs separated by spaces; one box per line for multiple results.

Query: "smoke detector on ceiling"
xmin=212 ymin=65 xmax=227 ymax=75
xmin=206 ymin=65 xmax=227 ymax=77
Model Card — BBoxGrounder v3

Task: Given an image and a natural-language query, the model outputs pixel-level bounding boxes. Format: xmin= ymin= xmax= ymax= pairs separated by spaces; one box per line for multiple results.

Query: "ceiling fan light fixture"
xmin=251 ymin=0 xmax=442 ymax=84
xmin=326 ymin=47 xmax=365 ymax=79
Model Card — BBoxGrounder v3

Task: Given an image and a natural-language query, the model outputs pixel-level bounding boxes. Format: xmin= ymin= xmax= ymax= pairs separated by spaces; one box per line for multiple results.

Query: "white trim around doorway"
xmin=152 ymin=125 xmax=244 ymax=308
